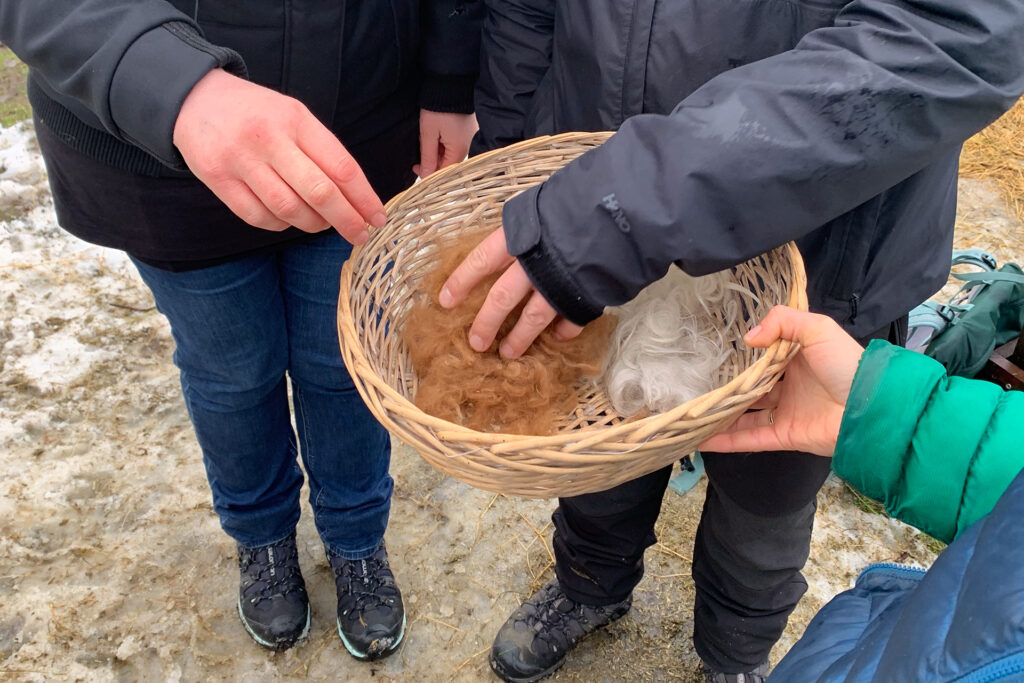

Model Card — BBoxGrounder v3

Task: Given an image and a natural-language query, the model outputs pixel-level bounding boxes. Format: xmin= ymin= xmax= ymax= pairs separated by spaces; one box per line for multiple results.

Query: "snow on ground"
xmin=4 ymin=119 xmax=1002 ymax=681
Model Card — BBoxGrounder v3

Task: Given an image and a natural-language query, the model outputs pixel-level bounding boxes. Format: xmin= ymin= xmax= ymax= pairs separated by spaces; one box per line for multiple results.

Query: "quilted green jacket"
xmin=833 ymin=340 xmax=1024 ymax=543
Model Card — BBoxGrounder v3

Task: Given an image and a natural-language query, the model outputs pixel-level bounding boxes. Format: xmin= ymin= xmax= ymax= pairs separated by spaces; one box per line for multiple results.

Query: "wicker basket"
xmin=338 ymin=132 xmax=807 ymax=498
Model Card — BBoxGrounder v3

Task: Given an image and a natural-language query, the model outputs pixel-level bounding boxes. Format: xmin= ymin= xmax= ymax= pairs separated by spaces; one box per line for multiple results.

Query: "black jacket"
xmin=472 ymin=0 xmax=1024 ymax=336
xmin=0 ymin=0 xmax=482 ymax=265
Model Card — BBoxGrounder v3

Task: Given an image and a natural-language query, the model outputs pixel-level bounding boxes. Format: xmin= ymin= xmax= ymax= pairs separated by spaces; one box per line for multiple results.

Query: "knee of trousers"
xmin=288 ymin=349 xmax=358 ymax=395
xmin=697 ymin=487 xmax=817 ymax=585
xmin=702 ymin=450 xmax=832 ymax=517
xmin=175 ymin=346 xmax=288 ymax=413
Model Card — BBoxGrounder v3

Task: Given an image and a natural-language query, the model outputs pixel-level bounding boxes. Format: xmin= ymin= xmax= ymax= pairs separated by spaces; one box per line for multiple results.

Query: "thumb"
xmin=744 ymin=306 xmax=839 ymax=349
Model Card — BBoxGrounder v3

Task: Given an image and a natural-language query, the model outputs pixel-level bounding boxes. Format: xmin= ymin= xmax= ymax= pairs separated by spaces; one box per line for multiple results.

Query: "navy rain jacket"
xmin=472 ymin=0 xmax=1024 ymax=337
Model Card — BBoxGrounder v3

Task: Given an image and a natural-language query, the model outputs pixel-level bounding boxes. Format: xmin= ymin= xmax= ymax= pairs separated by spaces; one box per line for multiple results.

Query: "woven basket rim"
xmin=338 ymin=132 xmax=809 ymax=451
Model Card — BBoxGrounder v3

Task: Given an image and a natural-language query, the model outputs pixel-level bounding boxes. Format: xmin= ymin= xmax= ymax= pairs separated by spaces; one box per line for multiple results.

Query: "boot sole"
xmin=237 ymin=597 xmax=311 ymax=651
xmin=489 ymin=652 xmax=565 ymax=683
xmin=337 ymin=612 xmax=407 ymax=661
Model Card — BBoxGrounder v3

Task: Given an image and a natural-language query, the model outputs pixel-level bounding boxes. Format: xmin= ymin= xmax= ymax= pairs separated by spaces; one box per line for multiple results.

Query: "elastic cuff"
xmin=518 ymin=241 xmax=605 ymax=325
xmin=504 ymin=185 xmax=604 ymax=326
xmin=833 ymin=342 xmax=965 ymax=542
xmin=419 ymin=73 xmax=477 ymax=114
xmin=109 ymin=21 xmax=246 ymax=169
xmin=833 ymin=342 xmax=915 ymax=501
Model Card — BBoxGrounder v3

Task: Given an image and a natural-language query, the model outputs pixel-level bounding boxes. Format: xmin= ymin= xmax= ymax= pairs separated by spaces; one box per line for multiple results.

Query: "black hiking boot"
xmin=702 ymin=660 xmax=770 ymax=683
xmin=236 ymin=532 xmax=310 ymax=651
xmin=489 ymin=579 xmax=632 ymax=682
xmin=328 ymin=543 xmax=406 ymax=660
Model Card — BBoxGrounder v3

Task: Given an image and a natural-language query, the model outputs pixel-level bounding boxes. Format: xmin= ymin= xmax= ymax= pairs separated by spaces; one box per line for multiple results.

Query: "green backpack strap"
xmin=951 ymin=248 xmax=999 ymax=271
xmin=953 ymin=270 xmax=1024 ymax=286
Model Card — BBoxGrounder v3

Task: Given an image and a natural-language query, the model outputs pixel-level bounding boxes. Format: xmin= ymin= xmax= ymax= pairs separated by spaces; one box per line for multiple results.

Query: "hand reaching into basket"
xmin=438 ymin=226 xmax=584 ymax=358
xmin=700 ymin=306 xmax=866 ymax=457
xmin=173 ymin=69 xmax=387 ymax=245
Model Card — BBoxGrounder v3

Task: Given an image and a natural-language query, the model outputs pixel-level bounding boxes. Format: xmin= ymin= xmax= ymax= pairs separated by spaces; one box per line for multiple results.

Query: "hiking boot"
xmin=236 ymin=532 xmax=310 ymax=651
xmin=702 ymin=660 xmax=770 ymax=683
xmin=489 ymin=579 xmax=632 ymax=682
xmin=328 ymin=543 xmax=405 ymax=660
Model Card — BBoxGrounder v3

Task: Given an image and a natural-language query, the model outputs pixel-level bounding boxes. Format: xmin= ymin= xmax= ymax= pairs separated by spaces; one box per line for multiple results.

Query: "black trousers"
xmin=553 ymin=316 xmax=907 ymax=673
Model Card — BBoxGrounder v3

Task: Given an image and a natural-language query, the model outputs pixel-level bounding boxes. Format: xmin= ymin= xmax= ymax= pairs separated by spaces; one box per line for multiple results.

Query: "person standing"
xmin=704 ymin=305 xmax=1024 ymax=682
xmin=0 ymin=0 xmax=482 ymax=659
xmin=442 ymin=0 xmax=1024 ymax=680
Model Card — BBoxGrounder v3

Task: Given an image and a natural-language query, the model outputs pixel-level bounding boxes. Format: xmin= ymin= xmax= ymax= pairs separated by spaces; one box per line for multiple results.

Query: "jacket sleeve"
xmin=833 ymin=341 xmax=1024 ymax=544
xmin=0 ymin=0 xmax=245 ymax=169
xmin=500 ymin=0 xmax=1024 ymax=325
xmin=419 ymin=0 xmax=484 ymax=114
xmin=469 ymin=0 xmax=555 ymax=155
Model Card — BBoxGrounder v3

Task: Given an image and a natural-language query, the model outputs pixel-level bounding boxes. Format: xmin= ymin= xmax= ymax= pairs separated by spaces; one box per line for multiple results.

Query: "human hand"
xmin=414 ymin=110 xmax=478 ymax=178
xmin=439 ymin=226 xmax=583 ymax=358
xmin=699 ymin=306 xmax=866 ymax=457
xmin=173 ymin=69 xmax=386 ymax=244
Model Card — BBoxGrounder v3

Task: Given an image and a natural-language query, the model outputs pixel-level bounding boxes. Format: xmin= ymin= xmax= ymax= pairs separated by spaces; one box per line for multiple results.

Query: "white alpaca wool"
xmin=602 ymin=266 xmax=747 ymax=416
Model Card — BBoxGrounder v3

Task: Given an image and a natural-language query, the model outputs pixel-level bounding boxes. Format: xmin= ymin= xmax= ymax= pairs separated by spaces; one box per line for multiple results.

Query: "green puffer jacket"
xmin=833 ymin=340 xmax=1024 ymax=544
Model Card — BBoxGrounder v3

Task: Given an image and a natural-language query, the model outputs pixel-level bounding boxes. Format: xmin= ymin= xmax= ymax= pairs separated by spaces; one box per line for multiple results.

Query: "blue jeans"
xmin=132 ymin=232 xmax=392 ymax=559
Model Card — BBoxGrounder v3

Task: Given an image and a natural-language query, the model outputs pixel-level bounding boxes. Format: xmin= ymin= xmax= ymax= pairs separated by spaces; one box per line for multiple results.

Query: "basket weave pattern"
xmin=339 ymin=132 xmax=808 ymax=498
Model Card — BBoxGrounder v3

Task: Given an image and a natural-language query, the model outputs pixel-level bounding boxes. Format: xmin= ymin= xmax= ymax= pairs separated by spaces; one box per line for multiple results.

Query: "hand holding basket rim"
xmin=700 ymin=306 xmax=865 ymax=458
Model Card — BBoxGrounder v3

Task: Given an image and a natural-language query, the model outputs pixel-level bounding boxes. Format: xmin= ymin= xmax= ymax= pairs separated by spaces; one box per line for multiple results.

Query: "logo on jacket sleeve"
xmin=601 ymin=193 xmax=633 ymax=234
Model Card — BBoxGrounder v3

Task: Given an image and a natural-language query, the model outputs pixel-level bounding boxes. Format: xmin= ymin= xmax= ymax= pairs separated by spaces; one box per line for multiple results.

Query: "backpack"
xmin=907 ymin=249 xmax=1024 ymax=378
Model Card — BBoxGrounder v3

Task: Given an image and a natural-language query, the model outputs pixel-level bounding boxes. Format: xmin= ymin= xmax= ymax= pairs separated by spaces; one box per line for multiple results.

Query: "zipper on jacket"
xmin=449 ymin=1 xmax=474 ymax=17
xmin=619 ymin=0 xmax=641 ymax=124
xmin=956 ymin=652 xmax=1024 ymax=682
xmin=858 ymin=562 xmax=927 ymax=582
xmin=849 ymin=292 xmax=860 ymax=325
xmin=619 ymin=0 xmax=656 ymax=123
xmin=860 ymin=564 xmax=1024 ymax=682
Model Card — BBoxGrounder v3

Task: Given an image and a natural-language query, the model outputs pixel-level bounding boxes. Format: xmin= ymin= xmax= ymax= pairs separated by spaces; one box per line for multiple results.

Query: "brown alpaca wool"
xmin=402 ymin=232 xmax=616 ymax=435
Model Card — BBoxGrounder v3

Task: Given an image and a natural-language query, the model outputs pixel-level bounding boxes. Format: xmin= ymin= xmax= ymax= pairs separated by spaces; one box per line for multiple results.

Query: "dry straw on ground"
xmin=960 ymin=98 xmax=1024 ymax=222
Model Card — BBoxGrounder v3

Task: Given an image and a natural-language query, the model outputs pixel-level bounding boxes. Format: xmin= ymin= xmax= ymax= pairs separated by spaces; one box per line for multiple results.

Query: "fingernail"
xmin=353 ymin=230 xmax=369 ymax=245
xmin=744 ymin=324 xmax=762 ymax=341
xmin=370 ymin=212 xmax=387 ymax=228
xmin=439 ymin=287 xmax=453 ymax=308
xmin=499 ymin=343 xmax=514 ymax=359
xmin=469 ymin=334 xmax=486 ymax=352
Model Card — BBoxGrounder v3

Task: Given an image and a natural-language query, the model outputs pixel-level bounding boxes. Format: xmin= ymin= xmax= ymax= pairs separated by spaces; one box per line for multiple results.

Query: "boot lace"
xmin=239 ymin=538 xmax=306 ymax=606
xmin=517 ymin=582 xmax=625 ymax=655
xmin=330 ymin=548 xmax=400 ymax=617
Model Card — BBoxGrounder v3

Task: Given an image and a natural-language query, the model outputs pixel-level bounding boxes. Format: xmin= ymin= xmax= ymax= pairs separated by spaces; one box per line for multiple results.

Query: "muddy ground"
xmin=0 ymin=47 xmax=30 ymax=129
xmin=2 ymin=80 xmax=1023 ymax=681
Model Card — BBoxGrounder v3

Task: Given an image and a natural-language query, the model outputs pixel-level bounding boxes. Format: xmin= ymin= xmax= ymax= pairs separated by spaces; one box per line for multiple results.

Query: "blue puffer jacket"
xmin=769 ymin=468 xmax=1024 ymax=682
